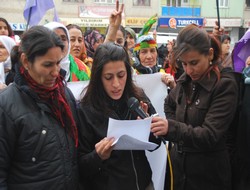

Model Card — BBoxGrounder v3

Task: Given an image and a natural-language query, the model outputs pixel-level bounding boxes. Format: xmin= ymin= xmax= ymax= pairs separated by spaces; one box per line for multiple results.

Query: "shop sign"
xmin=204 ymin=18 xmax=242 ymax=27
xmin=9 ymin=23 xmax=27 ymax=31
xmin=125 ymin=17 xmax=155 ymax=27
xmin=79 ymin=5 xmax=124 ymax=18
xmin=60 ymin=18 xmax=110 ymax=27
xmin=158 ymin=17 xmax=204 ymax=28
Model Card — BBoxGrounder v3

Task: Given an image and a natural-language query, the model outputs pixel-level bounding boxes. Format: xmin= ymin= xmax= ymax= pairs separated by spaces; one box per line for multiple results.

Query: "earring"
xmin=209 ymin=61 xmax=213 ymax=65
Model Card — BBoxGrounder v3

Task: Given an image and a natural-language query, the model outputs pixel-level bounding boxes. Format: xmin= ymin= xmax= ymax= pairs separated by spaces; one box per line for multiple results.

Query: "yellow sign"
xmin=125 ymin=17 xmax=156 ymax=27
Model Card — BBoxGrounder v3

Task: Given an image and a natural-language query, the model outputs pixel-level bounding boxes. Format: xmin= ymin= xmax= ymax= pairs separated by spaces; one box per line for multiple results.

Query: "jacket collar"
xmin=177 ymin=70 xmax=218 ymax=92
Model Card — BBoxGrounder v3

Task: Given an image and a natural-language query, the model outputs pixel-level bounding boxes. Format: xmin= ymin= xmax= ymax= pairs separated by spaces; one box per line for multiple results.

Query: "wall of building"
xmin=1 ymin=0 xmax=250 ymax=41
xmin=201 ymin=0 xmax=244 ymax=18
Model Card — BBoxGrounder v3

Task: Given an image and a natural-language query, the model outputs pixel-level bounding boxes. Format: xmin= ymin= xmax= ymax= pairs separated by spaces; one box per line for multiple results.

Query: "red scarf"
xmin=20 ymin=67 xmax=78 ymax=147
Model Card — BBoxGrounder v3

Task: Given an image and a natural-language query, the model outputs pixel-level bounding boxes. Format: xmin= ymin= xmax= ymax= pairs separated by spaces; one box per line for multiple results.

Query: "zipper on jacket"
xmin=130 ymin=150 xmax=140 ymax=190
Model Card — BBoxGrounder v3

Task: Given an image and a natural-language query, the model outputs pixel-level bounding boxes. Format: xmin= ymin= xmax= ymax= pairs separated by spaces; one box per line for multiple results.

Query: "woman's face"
xmin=0 ymin=41 xmax=9 ymax=62
xmin=245 ymin=56 xmax=250 ymax=67
xmin=115 ymin=30 xmax=125 ymax=46
xmin=167 ymin=41 xmax=173 ymax=52
xmin=0 ymin=21 xmax=9 ymax=36
xmin=54 ymin=28 xmax=69 ymax=58
xmin=221 ymin=39 xmax=230 ymax=55
xmin=92 ymin=38 xmax=103 ymax=51
xmin=22 ymin=47 xmax=63 ymax=88
xmin=126 ymin=33 xmax=135 ymax=50
xmin=178 ymin=49 xmax=213 ymax=81
xmin=102 ymin=60 xmax=127 ymax=100
xmin=68 ymin=28 xmax=83 ymax=58
xmin=138 ymin=47 xmax=158 ymax=68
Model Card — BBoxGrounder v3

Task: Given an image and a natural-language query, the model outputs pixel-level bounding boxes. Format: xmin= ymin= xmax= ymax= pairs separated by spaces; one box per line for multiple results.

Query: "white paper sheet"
xmin=67 ymin=81 xmax=89 ymax=101
xmin=133 ymin=73 xmax=168 ymax=117
xmin=107 ymin=118 xmax=158 ymax=150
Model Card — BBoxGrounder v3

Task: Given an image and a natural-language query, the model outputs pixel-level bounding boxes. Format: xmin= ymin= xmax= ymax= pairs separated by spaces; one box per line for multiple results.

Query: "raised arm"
xmin=104 ymin=0 xmax=124 ymax=43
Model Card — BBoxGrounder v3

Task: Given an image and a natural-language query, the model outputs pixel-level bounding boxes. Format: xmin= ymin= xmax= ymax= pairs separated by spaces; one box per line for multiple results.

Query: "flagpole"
xmin=26 ymin=7 xmax=32 ymax=30
xmin=216 ymin=0 xmax=220 ymax=29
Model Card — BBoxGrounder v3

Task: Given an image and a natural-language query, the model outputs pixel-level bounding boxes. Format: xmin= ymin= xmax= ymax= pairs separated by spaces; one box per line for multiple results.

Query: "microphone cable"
xmin=166 ymin=142 xmax=173 ymax=190
xmin=127 ymin=97 xmax=174 ymax=189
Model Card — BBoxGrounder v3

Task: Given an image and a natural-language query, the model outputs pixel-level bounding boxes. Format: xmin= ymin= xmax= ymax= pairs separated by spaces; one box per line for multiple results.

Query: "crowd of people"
xmin=0 ymin=0 xmax=250 ymax=190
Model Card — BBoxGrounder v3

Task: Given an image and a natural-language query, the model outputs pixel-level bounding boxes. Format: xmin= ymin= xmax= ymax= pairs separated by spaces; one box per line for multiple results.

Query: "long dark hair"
xmin=172 ymin=24 xmax=221 ymax=79
xmin=17 ymin=25 xmax=64 ymax=64
xmin=66 ymin=24 xmax=83 ymax=35
xmin=9 ymin=26 xmax=65 ymax=83
xmin=81 ymin=42 xmax=143 ymax=113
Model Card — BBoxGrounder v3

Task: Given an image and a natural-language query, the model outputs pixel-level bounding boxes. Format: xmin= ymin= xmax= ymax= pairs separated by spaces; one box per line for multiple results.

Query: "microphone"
xmin=127 ymin=97 xmax=166 ymax=144
xmin=127 ymin=97 xmax=148 ymax=119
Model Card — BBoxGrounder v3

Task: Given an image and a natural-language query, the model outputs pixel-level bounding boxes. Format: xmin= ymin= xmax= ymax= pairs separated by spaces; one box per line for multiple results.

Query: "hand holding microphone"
xmin=151 ymin=116 xmax=169 ymax=138
xmin=127 ymin=97 xmax=148 ymax=119
xmin=127 ymin=97 xmax=168 ymax=142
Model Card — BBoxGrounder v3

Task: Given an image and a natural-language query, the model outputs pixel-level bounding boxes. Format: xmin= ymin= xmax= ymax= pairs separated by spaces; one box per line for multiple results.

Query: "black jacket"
xmin=231 ymin=83 xmax=250 ymax=190
xmin=78 ymin=96 xmax=161 ymax=190
xmin=0 ymin=83 xmax=78 ymax=190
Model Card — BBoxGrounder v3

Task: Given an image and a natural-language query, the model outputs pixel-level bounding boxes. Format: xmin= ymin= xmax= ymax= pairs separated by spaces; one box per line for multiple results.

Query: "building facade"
xmin=0 ymin=0 xmax=250 ymax=43
xmin=158 ymin=0 xmax=246 ymax=44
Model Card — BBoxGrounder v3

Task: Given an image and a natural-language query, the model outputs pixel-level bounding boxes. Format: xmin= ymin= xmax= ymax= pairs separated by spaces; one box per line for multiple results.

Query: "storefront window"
xmin=133 ymin=0 xmax=151 ymax=6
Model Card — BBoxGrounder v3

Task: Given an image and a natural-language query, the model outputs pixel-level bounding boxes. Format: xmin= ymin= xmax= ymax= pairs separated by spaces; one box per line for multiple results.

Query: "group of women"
xmin=0 ymin=1 xmax=248 ymax=190
xmin=0 ymin=17 xmax=105 ymax=88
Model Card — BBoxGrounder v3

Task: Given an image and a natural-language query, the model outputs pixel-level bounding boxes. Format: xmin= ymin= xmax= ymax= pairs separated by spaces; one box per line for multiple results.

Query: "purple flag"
xmin=233 ymin=28 xmax=250 ymax=73
xmin=53 ymin=8 xmax=59 ymax=22
xmin=23 ymin=0 xmax=58 ymax=27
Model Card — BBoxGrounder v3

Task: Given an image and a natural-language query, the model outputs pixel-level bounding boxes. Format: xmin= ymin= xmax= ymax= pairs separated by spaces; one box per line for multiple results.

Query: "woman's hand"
xmin=140 ymin=101 xmax=149 ymax=117
xmin=134 ymin=101 xmax=150 ymax=120
xmin=212 ymin=20 xmax=224 ymax=37
xmin=161 ymin=73 xmax=176 ymax=89
xmin=151 ymin=116 xmax=168 ymax=137
xmin=0 ymin=83 xmax=7 ymax=90
xmin=95 ymin=137 xmax=115 ymax=160
xmin=104 ymin=0 xmax=124 ymax=43
xmin=109 ymin=0 xmax=124 ymax=28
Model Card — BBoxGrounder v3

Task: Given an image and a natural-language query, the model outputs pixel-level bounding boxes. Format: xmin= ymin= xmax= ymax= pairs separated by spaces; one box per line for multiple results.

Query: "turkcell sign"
xmin=158 ymin=17 xmax=204 ymax=28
